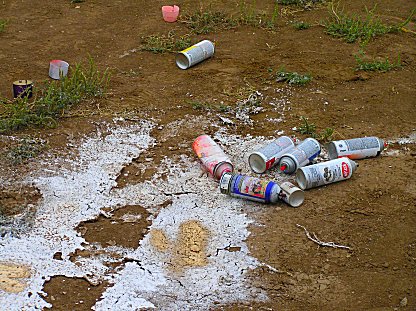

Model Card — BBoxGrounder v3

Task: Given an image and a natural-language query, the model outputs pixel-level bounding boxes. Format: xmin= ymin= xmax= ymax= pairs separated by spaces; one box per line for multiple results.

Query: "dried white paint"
xmin=1 ymin=119 xmax=299 ymax=310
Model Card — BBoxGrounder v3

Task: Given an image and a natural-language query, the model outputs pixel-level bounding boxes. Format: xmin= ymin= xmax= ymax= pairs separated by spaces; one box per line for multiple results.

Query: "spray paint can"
xmin=219 ymin=172 xmax=304 ymax=207
xmin=296 ymin=158 xmax=358 ymax=190
xmin=12 ymin=80 xmax=33 ymax=98
xmin=248 ymin=136 xmax=295 ymax=174
xmin=192 ymin=134 xmax=233 ymax=180
xmin=176 ymin=40 xmax=215 ymax=70
xmin=279 ymin=138 xmax=321 ymax=174
xmin=327 ymin=137 xmax=385 ymax=160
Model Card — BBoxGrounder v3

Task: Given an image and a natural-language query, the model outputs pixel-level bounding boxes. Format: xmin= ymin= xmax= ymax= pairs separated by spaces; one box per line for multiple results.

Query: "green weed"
xmin=141 ymin=31 xmax=191 ymax=53
xmin=0 ymin=19 xmax=7 ymax=32
xmin=180 ymin=10 xmax=237 ymax=34
xmin=71 ymin=0 xmax=84 ymax=3
xmin=6 ymin=137 xmax=47 ymax=165
xmin=324 ymin=4 xmax=415 ymax=45
xmin=297 ymin=116 xmax=334 ymax=143
xmin=278 ymin=0 xmax=325 ymax=6
xmin=275 ymin=67 xmax=312 ymax=85
xmin=354 ymin=50 xmax=401 ymax=71
xmin=293 ymin=21 xmax=311 ymax=30
xmin=180 ymin=2 xmax=280 ymax=34
xmin=0 ymin=57 xmax=109 ymax=133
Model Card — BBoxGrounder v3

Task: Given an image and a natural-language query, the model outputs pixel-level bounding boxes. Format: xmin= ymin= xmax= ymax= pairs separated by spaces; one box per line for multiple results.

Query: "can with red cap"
xmin=279 ymin=138 xmax=321 ymax=174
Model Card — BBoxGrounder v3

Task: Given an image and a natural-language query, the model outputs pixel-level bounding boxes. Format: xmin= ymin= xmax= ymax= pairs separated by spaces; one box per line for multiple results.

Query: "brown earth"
xmin=0 ymin=0 xmax=415 ymax=310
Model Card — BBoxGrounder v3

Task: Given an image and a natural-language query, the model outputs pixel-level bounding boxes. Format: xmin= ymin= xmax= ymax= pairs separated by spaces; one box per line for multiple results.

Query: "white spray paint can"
xmin=296 ymin=158 xmax=358 ymax=190
xmin=176 ymin=40 xmax=215 ymax=69
xmin=219 ymin=172 xmax=304 ymax=207
xmin=279 ymin=138 xmax=321 ymax=174
xmin=248 ymin=136 xmax=295 ymax=174
xmin=327 ymin=137 xmax=385 ymax=160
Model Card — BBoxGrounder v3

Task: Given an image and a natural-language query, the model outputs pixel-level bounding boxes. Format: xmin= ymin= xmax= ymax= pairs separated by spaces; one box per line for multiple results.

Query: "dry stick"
xmin=296 ymin=224 xmax=351 ymax=250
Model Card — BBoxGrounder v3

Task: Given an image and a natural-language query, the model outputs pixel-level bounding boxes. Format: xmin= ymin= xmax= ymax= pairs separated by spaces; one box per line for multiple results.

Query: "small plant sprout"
xmin=276 ymin=67 xmax=312 ymax=85
xmin=141 ymin=31 xmax=191 ymax=53
xmin=354 ymin=50 xmax=401 ymax=72
xmin=293 ymin=21 xmax=310 ymax=30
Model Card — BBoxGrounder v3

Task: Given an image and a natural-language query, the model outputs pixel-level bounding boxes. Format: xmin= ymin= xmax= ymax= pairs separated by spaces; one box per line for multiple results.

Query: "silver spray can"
xmin=296 ymin=158 xmax=358 ymax=190
xmin=327 ymin=137 xmax=385 ymax=160
xmin=219 ymin=172 xmax=304 ymax=207
xmin=176 ymin=40 xmax=215 ymax=69
xmin=248 ymin=136 xmax=295 ymax=174
xmin=279 ymin=138 xmax=321 ymax=174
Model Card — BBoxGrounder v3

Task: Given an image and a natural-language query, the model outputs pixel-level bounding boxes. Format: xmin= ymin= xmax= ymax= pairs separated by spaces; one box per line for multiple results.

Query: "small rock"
xmin=400 ymin=297 xmax=407 ymax=307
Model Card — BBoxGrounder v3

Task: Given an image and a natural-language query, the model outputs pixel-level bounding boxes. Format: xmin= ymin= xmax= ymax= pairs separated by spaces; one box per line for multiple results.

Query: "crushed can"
xmin=192 ymin=134 xmax=233 ymax=180
xmin=248 ymin=136 xmax=295 ymax=174
xmin=296 ymin=158 xmax=358 ymax=190
xmin=220 ymin=172 xmax=304 ymax=207
xmin=279 ymin=138 xmax=321 ymax=174
xmin=327 ymin=137 xmax=385 ymax=160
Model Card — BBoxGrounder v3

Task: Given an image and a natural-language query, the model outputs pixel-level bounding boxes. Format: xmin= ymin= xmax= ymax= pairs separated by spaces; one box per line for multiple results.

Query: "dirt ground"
xmin=0 ymin=0 xmax=415 ymax=310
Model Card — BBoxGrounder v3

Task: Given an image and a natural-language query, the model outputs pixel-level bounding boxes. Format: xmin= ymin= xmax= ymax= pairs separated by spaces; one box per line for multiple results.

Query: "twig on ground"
xmin=296 ymin=224 xmax=351 ymax=250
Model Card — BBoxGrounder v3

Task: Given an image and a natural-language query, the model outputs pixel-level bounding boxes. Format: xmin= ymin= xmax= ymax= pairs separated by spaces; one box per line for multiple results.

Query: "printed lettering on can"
xmin=341 ymin=161 xmax=350 ymax=178
xmin=234 ymin=176 xmax=269 ymax=200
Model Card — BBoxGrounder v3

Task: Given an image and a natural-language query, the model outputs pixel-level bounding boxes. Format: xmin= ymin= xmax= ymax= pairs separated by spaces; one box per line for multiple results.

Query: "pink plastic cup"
xmin=162 ymin=5 xmax=179 ymax=23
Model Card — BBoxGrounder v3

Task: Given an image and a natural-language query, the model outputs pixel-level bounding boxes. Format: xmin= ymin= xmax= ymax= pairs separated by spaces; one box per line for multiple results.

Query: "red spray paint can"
xmin=192 ymin=134 xmax=234 ymax=180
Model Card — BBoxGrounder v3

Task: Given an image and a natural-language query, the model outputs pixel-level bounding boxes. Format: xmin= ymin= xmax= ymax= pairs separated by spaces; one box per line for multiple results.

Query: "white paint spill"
xmin=1 ymin=119 xmax=299 ymax=310
xmin=0 ymin=120 xmax=155 ymax=309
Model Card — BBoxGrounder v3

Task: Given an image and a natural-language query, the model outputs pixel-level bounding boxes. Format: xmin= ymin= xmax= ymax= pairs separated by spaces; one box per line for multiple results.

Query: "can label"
xmin=335 ymin=137 xmax=382 ymax=159
xmin=180 ymin=41 xmax=214 ymax=67
xmin=192 ymin=135 xmax=232 ymax=177
xmin=231 ymin=175 xmax=272 ymax=203
xmin=287 ymin=139 xmax=321 ymax=168
xmin=278 ymin=182 xmax=299 ymax=205
xmin=257 ymin=136 xmax=294 ymax=170
xmin=298 ymin=158 xmax=354 ymax=189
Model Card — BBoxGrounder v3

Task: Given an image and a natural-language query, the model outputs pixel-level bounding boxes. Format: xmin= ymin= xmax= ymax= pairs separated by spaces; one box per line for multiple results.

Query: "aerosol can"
xmin=279 ymin=138 xmax=321 ymax=174
xmin=296 ymin=158 xmax=358 ymax=190
xmin=327 ymin=137 xmax=385 ymax=160
xmin=248 ymin=136 xmax=295 ymax=174
xmin=192 ymin=135 xmax=234 ymax=180
xmin=219 ymin=172 xmax=304 ymax=207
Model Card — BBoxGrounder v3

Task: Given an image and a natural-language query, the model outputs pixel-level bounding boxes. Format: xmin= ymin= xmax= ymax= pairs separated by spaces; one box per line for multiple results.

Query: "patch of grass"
xmin=0 ymin=19 xmax=7 ymax=32
xmin=278 ymin=0 xmax=325 ymax=6
xmin=141 ymin=31 xmax=192 ymax=53
xmin=180 ymin=10 xmax=236 ymax=34
xmin=293 ymin=21 xmax=311 ymax=30
xmin=180 ymin=3 xmax=280 ymax=34
xmin=297 ymin=116 xmax=334 ymax=143
xmin=6 ymin=137 xmax=47 ymax=165
xmin=275 ymin=67 xmax=312 ymax=85
xmin=354 ymin=50 xmax=401 ymax=72
xmin=325 ymin=4 xmax=415 ymax=45
xmin=0 ymin=57 xmax=110 ymax=133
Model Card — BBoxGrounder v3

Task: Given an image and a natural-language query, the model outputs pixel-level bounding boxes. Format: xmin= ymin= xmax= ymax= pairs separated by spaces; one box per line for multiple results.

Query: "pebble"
xmin=400 ymin=297 xmax=407 ymax=307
